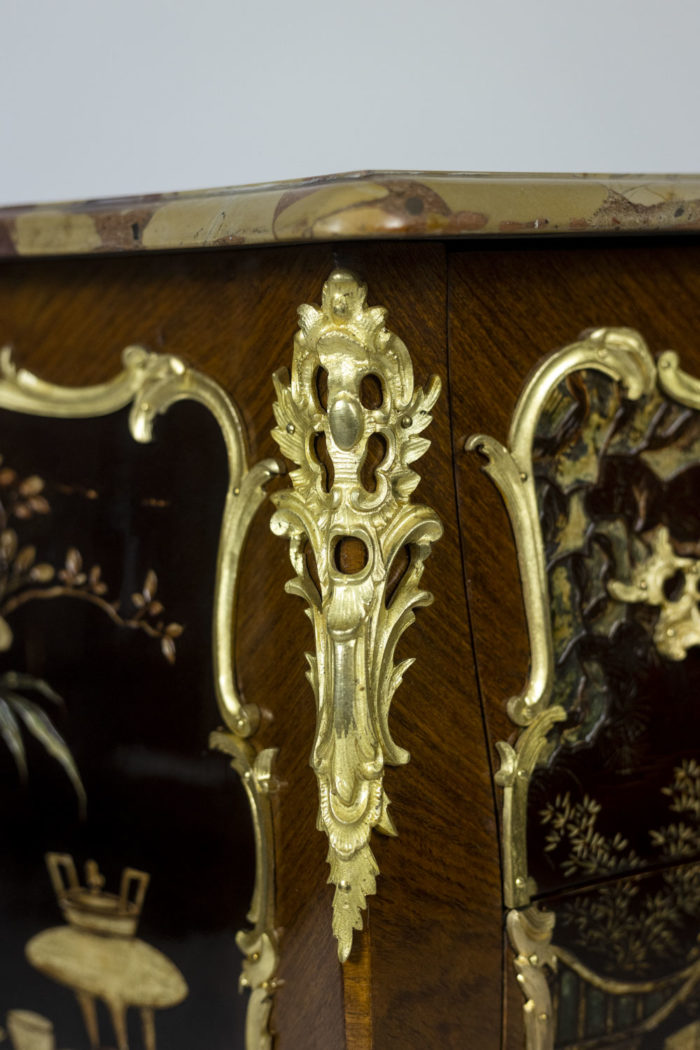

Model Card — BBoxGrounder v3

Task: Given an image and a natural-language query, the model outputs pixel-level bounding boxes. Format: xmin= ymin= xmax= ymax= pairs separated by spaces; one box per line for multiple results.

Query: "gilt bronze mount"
xmin=470 ymin=329 xmax=700 ymax=1050
xmin=271 ymin=270 xmax=442 ymax=961
xmin=0 ymin=345 xmax=281 ymax=1050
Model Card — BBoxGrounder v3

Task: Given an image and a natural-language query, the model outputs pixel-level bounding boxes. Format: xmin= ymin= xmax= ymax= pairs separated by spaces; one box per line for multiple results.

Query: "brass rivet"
xmin=233 ymin=487 xmax=240 ymax=496
xmin=667 ymin=628 xmax=676 ymax=637
xmin=529 ymin=953 xmax=539 ymax=965
xmin=539 ymin=1013 xmax=548 ymax=1022
xmin=515 ymin=877 xmax=525 ymax=887
xmin=251 ymin=951 xmax=260 ymax=962
xmin=286 ymin=422 xmax=296 ymax=434
xmin=520 ymin=472 xmax=528 ymax=482
xmin=401 ymin=416 xmax=412 ymax=429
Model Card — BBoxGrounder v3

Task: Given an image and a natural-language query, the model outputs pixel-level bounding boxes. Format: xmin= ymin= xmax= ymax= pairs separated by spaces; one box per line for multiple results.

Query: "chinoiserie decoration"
xmin=271 ymin=270 xmax=442 ymax=961
xmin=26 ymin=853 xmax=186 ymax=1050
xmin=469 ymin=330 xmax=700 ymax=1050
xmin=0 ymin=346 xmax=282 ymax=1050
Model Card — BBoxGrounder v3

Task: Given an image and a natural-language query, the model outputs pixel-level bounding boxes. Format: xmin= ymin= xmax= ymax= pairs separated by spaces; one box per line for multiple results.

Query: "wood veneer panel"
xmin=448 ymin=237 xmax=700 ymax=1050
xmin=0 ymin=245 xmax=347 ymax=1050
xmin=0 ymin=241 xmax=504 ymax=1049
xmin=331 ymin=245 xmax=503 ymax=1050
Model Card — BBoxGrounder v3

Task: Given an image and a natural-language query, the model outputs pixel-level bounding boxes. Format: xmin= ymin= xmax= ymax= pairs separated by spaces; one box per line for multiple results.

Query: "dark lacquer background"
xmin=527 ymin=372 xmax=700 ymax=1046
xmin=0 ymin=401 xmax=255 ymax=1049
xmin=530 ymin=375 xmax=700 ymax=894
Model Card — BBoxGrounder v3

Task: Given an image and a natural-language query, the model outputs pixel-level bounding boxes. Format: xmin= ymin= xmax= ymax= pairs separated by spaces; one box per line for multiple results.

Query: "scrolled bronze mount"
xmin=271 ymin=270 xmax=442 ymax=961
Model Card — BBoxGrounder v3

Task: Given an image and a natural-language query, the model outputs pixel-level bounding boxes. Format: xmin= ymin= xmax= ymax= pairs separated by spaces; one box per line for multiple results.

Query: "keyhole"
xmin=333 ymin=536 xmax=369 ymax=575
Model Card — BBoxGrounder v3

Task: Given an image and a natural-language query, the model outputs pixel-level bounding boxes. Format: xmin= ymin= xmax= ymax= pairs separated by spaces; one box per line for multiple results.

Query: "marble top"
xmin=1 ymin=171 xmax=699 ymax=257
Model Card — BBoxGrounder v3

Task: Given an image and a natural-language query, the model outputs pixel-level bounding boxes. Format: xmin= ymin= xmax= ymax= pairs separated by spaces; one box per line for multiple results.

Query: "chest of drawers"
xmin=0 ymin=173 xmax=699 ymax=1050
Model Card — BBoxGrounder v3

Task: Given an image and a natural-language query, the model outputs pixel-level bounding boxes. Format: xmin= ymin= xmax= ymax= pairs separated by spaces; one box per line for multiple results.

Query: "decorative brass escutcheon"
xmin=270 ymin=270 xmax=442 ymax=961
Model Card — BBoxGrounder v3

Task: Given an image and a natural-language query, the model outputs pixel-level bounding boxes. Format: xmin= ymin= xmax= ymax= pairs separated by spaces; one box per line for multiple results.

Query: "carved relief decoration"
xmin=271 ymin=270 xmax=442 ymax=961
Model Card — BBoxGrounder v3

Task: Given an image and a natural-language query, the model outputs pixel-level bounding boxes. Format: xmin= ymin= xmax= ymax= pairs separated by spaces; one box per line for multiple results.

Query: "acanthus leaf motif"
xmin=270 ymin=270 xmax=442 ymax=961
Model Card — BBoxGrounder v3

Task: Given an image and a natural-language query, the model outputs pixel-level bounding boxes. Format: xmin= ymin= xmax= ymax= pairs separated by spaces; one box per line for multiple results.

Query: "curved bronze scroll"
xmin=468 ymin=329 xmax=700 ymax=1050
xmin=270 ymin=271 xmax=442 ymax=961
xmin=0 ymin=344 xmax=282 ymax=1050
xmin=467 ymin=328 xmax=655 ymax=909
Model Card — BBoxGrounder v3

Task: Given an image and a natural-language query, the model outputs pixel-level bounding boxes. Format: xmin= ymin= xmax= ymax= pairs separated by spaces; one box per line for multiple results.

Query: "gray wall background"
xmin=1 ymin=0 xmax=698 ymax=205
